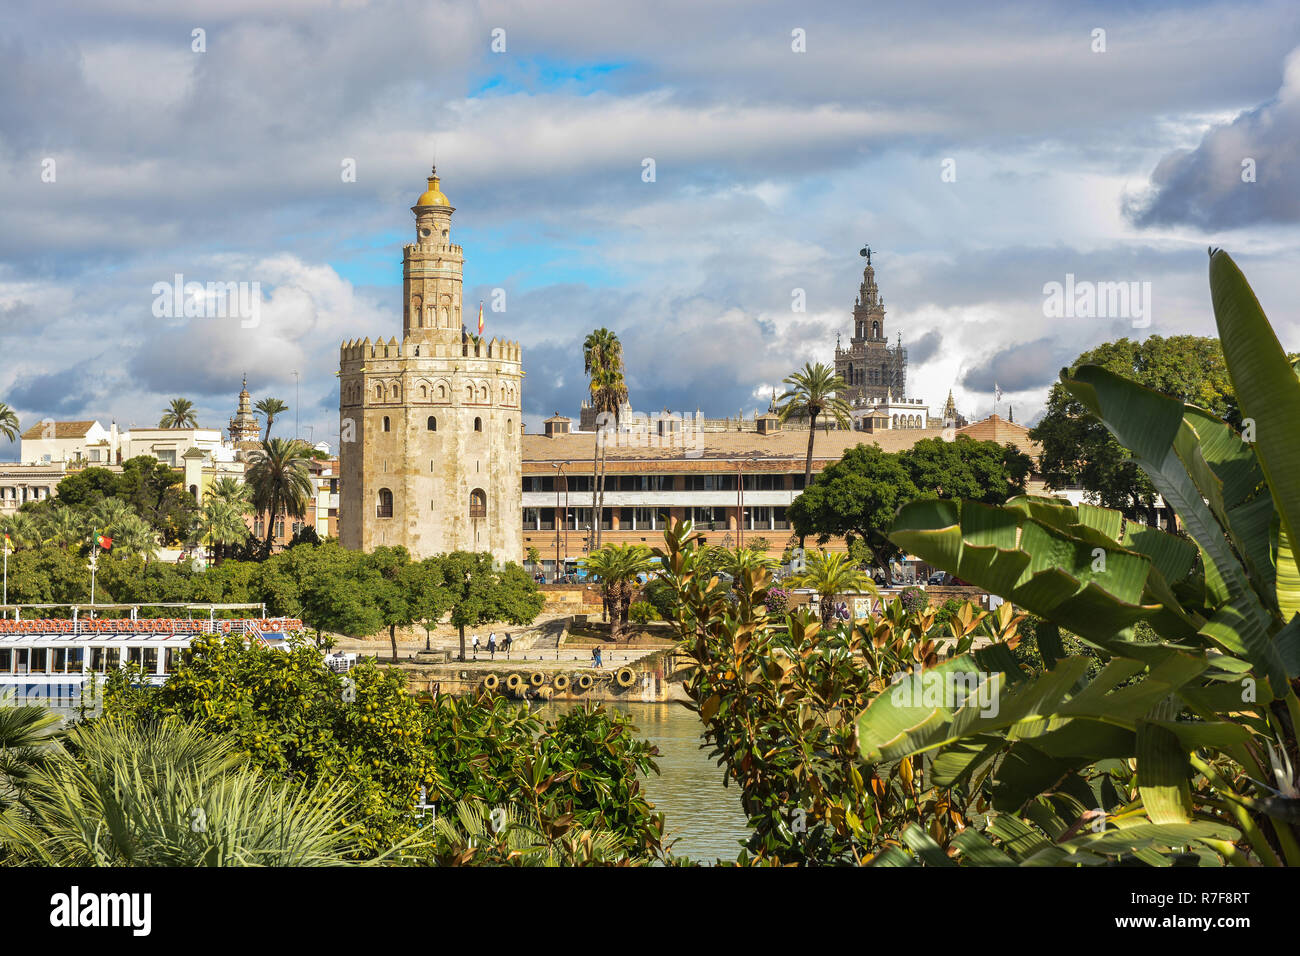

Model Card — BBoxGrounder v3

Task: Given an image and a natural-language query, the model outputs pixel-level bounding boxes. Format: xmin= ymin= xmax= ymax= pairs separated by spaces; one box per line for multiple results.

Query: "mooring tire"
xmin=576 ymin=673 xmax=594 ymax=691
xmin=615 ymin=666 xmax=636 ymax=688
xmin=482 ymin=673 xmax=500 ymax=691
xmin=529 ymin=671 xmax=545 ymax=688
xmin=553 ymin=673 xmax=571 ymax=692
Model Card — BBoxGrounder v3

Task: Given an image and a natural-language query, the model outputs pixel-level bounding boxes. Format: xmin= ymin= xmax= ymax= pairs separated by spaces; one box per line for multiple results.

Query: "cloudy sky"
xmin=2 ymin=0 xmax=1299 ymax=457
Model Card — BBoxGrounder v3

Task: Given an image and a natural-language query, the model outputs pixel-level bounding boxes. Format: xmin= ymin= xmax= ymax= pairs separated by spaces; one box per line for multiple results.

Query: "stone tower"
xmin=835 ymin=248 xmax=907 ymax=405
xmin=229 ymin=376 xmax=261 ymax=458
xmin=337 ymin=167 xmax=524 ymax=562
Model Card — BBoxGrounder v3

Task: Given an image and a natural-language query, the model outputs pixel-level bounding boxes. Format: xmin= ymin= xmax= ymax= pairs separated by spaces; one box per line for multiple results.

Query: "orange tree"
xmin=103 ymin=637 xmax=666 ymax=863
xmin=103 ymin=635 xmax=432 ymax=858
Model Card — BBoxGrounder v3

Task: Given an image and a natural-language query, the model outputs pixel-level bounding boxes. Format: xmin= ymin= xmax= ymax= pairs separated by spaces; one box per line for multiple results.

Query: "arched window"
xmin=474 ymin=417 xmax=482 ymax=432
xmin=427 ymin=416 xmax=437 ymax=431
xmin=377 ymin=488 xmax=394 ymax=518
xmin=507 ymin=418 xmax=513 ymax=434
xmin=847 ymin=364 xmax=855 ymax=385
xmin=469 ymin=488 xmax=487 ymax=518
xmin=382 ymin=416 xmax=390 ymax=432
xmin=375 ymin=384 xmax=383 ymax=400
xmin=872 ymin=321 xmax=879 ymax=338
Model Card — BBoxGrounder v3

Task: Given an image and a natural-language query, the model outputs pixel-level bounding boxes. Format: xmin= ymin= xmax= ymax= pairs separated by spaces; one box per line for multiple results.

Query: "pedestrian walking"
xmin=471 ymin=634 xmax=480 ymax=660
xmin=502 ymin=633 xmax=513 ymax=659
xmin=488 ymin=633 xmax=497 ymax=659
xmin=592 ymin=645 xmax=603 ymax=668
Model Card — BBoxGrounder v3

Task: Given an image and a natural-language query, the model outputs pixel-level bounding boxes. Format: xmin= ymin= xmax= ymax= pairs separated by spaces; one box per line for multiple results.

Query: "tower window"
xmin=427 ymin=416 xmax=437 ymax=431
xmin=382 ymin=416 xmax=391 ymax=432
xmin=872 ymin=321 xmax=879 ymax=338
xmin=469 ymin=488 xmax=487 ymax=518
xmin=377 ymin=488 xmax=394 ymax=518
xmin=474 ymin=417 xmax=482 ymax=432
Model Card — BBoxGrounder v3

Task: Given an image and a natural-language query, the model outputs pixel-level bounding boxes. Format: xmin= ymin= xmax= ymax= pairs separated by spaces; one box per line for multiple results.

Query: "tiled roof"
xmin=19 ymin=420 xmax=98 ymax=440
xmin=956 ymin=415 xmax=1040 ymax=457
xmin=523 ymin=426 xmax=950 ymax=464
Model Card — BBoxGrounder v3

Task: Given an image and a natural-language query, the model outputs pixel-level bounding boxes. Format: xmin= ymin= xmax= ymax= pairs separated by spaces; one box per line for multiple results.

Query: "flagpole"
xmin=3 ymin=535 xmax=8 ymax=610
xmin=89 ymin=536 xmax=98 ymax=615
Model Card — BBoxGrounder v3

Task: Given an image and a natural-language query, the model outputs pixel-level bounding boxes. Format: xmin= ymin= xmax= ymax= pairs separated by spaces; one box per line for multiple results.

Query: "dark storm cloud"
xmin=8 ymin=360 xmax=102 ymax=417
xmin=907 ymin=328 xmax=942 ymax=366
xmin=961 ymin=338 xmax=1075 ymax=393
xmin=1127 ymin=51 xmax=1300 ymax=229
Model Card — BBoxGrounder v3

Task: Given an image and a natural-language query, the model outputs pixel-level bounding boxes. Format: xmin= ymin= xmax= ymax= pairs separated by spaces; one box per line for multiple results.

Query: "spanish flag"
xmin=477 ymin=300 xmax=484 ymax=335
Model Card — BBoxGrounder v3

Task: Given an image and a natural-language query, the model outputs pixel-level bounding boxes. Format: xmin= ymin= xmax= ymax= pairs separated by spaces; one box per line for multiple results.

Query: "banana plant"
xmin=859 ymin=250 xmax=1300 ymax=865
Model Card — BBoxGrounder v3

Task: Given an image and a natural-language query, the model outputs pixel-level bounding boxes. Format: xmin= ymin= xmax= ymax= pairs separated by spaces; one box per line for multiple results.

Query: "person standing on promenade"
xmin=472 ymin=634 xmax=480 ymax=660
xmin=488 ymin=633 xmax=497 ymax=660
xmin=502 ymin=633 xmax=513 ymax=659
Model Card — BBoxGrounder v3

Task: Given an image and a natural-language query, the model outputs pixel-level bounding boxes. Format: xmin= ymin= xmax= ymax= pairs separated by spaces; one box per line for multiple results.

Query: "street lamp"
xmin=552 ymin=461 xmax=569 ymax=583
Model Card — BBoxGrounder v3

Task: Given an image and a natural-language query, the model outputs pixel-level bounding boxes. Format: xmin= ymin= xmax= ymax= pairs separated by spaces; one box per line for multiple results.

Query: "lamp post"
xmin=553 ymin=461 xmax=570 ymax=583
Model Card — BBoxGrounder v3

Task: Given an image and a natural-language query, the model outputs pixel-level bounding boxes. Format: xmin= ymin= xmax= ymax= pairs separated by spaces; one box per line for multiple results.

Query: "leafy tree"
xmin=654 ymin=519 xmax=998 ymax=864
xmin=52 ymin=467 xmax=120 ymax=509
xmin=787 ymin=444 xmax=918 ymax=568
xmin=103 ymin=635 xmax=436 ymax=857
xmin=583 ymin=328 xmax=628 ymax=549
xmin=441 ymin=552 xmax=544 ymax=661
xmin=1029 ymin=335 xmax=1236 ymax=516
xmin=3 ymin=545 xmax=89 ymax=607
xmin=368 ymin=546 xmax=417 ymax=661
xmin=899 ymin=435 xmax=1032 ymax=503
xmin=404 ymin=557 xmax=453 ymax=652
xmin=158 ymin=397 xmax=198 ymax=429
xmin=245 ymin=438 xmax=313 ymax=557
xmin=255 ymin=397 xmax=289 ymax=441
xmin=117 ymin=456 xmax=196 ymax=544
xmin=777 ymin=362 xmax=852 ymax=484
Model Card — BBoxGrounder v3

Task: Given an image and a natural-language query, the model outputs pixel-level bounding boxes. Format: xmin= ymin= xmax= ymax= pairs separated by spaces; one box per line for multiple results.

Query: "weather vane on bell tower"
xmin=859 ymin=244 xmax=872 ymax=265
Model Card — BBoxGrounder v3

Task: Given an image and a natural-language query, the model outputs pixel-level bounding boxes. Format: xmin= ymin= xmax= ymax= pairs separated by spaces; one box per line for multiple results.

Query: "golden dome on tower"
xmin=416 ymin=165 xmax=451 ymax=207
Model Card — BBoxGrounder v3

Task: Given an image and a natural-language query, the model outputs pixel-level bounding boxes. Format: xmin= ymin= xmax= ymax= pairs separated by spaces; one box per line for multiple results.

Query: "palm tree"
xmin=39 ymin=507 xmax=88 ymax=549
xmin=789 ymin=550 xmax=875 ymax=628
xmin=0 ymin=513 xmax=41 ymax=551
xmin=195 ymin=498 xmax=250 ymax=565
xmin=108 ymin=513 xmax=160 ymax=561
xmin=777 ymin=362 xmax=852 ymax=486
xmin=0 ymin=402 xmax=19 ymax=444
xmin=0 ymin=717 xmax=365 ymax=866
xmin=583 ymin=329 xmax=628 ymax=549
xmin=245 ymin=438 xmax=313 ymax=557
xmin=0 ymin=701 xmax=61 ymax=842
xmin=158 ymin=398 xmax=198 ymax=429
xmin=88 ymin=496 xmax=135 ymax=533
xmin=580 ymin=543 xmax=657 ymax=641
xmin=206 ymin=476 xmax=252 ymax=509
xmin=255 ymin=397 xmax=289 ymax=441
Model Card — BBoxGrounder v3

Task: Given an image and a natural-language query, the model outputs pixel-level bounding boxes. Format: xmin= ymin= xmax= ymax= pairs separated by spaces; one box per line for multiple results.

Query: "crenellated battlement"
xmin=339 ymin=335 xmax=523 ymax=365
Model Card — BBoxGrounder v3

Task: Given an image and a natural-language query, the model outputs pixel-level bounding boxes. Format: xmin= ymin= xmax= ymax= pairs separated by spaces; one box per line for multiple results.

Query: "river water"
xmin=537 ymin=700 xmax=751 ymax=863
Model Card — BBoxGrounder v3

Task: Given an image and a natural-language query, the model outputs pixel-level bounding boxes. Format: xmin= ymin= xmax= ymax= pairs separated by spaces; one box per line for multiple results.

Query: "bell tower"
xmin=852 ymin=247 xmax=886 ymax=343
xmin=403 ymin=166 xmax=464 ymax=343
